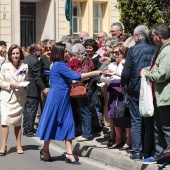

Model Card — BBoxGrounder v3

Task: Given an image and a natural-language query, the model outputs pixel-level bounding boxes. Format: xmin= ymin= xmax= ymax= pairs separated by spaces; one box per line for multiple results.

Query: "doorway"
xmin=20 ymin=2 xmax=36 ymax=47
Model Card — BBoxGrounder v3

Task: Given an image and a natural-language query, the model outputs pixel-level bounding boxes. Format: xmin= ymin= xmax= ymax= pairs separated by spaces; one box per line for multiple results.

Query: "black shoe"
xmin=119 ymin=145 xmax=132 ymax=151
xmin=26 ymin=133 xmax=35 ymax=137
xmin=101 ymin=138 xmax=115 ymax=146
xmin=40 ymin=149 xmax=55 ymax=162
xmin=108 ymin=141 xmax=124 ymax=149
xmin=130 ymin=152 xmax=142 ymax=160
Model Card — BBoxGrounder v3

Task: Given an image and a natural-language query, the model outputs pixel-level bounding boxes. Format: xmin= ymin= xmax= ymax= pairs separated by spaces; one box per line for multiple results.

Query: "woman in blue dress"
xmin=36 ymin=42 xmax=102 ymax=165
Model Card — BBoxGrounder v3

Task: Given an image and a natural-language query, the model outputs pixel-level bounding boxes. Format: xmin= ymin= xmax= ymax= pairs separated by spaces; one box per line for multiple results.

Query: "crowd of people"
xmin=0 ymin=22 xmax=170 ymax=167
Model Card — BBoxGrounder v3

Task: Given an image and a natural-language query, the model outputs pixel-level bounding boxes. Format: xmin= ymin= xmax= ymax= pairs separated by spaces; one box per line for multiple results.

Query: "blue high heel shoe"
xmin=65 ymin=153 xmax=81 ymax=165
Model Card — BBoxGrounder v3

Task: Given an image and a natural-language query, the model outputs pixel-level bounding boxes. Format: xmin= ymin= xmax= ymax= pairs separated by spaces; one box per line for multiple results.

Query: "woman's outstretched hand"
xmin=93 ymin=71 xmax=103 ymax=76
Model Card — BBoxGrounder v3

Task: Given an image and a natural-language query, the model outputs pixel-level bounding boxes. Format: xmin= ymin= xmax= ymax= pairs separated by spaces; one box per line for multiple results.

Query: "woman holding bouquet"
xmin=0 ymin=44 xmax=28 ymax=155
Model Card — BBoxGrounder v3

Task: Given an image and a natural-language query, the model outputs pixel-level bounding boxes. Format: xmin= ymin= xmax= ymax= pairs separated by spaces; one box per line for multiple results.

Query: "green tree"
xmin=116 ymin=0 xmax=170 ymax=36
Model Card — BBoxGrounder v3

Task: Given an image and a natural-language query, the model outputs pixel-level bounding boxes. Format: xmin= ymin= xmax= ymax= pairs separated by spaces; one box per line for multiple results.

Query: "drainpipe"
xmin=65 ymin=0 xmax=72 ymax=34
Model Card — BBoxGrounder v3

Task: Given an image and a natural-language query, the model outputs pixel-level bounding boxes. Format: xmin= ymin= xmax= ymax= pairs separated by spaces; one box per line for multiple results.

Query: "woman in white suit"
xmin=0 ymin=44 xmax=28 ymax=155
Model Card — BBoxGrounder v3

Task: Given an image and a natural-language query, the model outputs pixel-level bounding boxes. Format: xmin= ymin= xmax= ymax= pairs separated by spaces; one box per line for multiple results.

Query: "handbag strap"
xmin=115 ymin=94 xmax=118 ymax=107
xmin=150 ymin=43 xmax=170 ymax=70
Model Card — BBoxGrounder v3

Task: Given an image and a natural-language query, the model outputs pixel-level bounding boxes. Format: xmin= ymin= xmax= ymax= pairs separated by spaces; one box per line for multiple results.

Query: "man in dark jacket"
xmin=23 ymin=43 xmax=49 ymax=137
xmin=121 ymin=25 xmax=157 ymax=160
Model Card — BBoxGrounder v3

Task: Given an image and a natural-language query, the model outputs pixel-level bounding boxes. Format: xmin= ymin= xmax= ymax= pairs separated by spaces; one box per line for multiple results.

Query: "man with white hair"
xmin=121 ymin=25 xmax=157 ymax=160
xmin=110 ymin=22 xmax=127 ymax=42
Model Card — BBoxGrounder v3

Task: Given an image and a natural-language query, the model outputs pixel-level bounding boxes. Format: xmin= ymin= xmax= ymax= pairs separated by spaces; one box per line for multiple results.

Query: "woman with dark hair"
xmin=36 ymin=42 xmax=102 ymax=164
xmin=0 ymin=44 xmax=28 ymax=155
xmin=84 ymin=38 xmax=98 ymax=59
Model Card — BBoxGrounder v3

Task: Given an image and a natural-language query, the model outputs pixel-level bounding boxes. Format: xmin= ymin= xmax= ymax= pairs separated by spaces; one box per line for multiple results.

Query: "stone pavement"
xmin=51 ymin=129 xmax=169 ymax=170
xmin=34 ymin=117 xmax=168 ymax=170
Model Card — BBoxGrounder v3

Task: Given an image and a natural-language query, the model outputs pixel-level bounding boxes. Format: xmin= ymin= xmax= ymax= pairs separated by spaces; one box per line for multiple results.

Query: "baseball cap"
xmin=0 ymin=41 xmax=7 ymax=46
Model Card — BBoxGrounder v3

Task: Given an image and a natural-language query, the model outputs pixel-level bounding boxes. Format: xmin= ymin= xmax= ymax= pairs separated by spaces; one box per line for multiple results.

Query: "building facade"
xmin=0 ymin=0 xmax=119 ymax=47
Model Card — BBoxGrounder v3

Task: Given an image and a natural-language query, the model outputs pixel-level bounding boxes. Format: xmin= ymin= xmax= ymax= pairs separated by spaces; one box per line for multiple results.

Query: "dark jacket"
xmin=121 ymin=38 xmax=157 ymax=98
xmin=24 ymin=54 xmax=46 ymax=97
xmin=40 ymin=55 xmax=50 ymax=87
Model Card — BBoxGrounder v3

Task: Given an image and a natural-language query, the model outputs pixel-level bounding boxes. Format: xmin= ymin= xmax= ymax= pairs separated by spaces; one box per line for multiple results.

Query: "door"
xmin=20 ymin=2 xmax=36 ymax=47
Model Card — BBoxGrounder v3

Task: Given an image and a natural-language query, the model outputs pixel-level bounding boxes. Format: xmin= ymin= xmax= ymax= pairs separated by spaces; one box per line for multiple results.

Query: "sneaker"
xmin=158 ymin=163 xmax=170 ymax=168
xmin=165 ymin=164 xmax=170 ymax=168
xmin=76 ymin=136 xmax=92 ymax=142
xmin=141 ymin=157 xmax=156 ymax=164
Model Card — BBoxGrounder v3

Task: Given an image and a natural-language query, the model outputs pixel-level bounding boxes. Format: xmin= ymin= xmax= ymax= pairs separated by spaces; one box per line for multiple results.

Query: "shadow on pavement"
xmin=7 ymin=144 xmax=41 ymax=154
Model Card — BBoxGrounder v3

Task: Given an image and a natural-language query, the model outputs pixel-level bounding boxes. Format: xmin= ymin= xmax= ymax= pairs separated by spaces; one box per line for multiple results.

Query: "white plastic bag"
xmin=139 ymin=74 xmax=154 ymax=117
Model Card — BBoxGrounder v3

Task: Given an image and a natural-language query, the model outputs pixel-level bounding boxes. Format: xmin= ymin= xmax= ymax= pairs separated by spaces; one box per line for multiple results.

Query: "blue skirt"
xmin=36 ymin=87 xmax=75 ymax=141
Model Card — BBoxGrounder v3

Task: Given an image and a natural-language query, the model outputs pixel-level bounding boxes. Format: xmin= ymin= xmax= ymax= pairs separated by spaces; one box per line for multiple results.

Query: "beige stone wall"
xmin=111 ymin=0 xmax=120 ymax=23
xmin=0 ymin=0 xmax=11 ymax=47
xmin=55 ymin=0 xmax=68 ymax=41
xmin=36 ymin=0 xmax=55 ymax=42
xmin=0 ymin=0 xmax=120 ymax=45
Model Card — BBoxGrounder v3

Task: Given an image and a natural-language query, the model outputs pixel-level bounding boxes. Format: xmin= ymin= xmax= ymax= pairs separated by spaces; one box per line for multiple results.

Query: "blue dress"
xmin=36 ymin=61 xmax=81 ymax=141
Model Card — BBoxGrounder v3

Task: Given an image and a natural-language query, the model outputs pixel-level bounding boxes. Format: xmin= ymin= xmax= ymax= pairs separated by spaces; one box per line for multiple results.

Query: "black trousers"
xmin=143 ymin=116 xmax=154 ymax=158
xmin=153 ymin=99 xmax=170 ymax=160
xmin=23 ymin=97 xmax=40 ymax=134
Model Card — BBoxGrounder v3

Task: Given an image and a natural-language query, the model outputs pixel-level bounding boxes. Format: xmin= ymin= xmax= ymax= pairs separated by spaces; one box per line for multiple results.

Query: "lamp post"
xmin=65 ymin=0 xmax=72 ymax=34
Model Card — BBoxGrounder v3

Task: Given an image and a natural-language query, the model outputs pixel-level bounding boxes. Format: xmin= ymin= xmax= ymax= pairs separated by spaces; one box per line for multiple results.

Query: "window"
xmin=93 ymin=4 xmax=104 ymax=38
xmin=72 ymin=2 xmax=83 ymax=34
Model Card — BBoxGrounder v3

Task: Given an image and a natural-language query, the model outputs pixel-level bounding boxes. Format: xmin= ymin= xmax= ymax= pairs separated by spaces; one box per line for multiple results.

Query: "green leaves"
xmin=115 ymin=0 xmax=170 ymax=36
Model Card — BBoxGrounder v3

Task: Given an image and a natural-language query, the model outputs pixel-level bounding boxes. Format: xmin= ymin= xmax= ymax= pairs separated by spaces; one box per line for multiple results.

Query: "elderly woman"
xmin=103 ymin=42 xmax=131 ymax=150
xmin=71 ymin=43 xmax=95 ymax=141
xmin=65 ymin=43 xmax=79 ymax=72
xmin=99 ymin=37 xmax=120 ymax=146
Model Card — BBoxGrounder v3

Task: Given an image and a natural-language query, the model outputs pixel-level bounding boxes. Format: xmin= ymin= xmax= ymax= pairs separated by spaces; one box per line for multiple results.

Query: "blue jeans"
xmin=92 ymin=106 xmax=103 ymax=128
xmin=129 ymin=96 xmax=142 ymax=153
xmin=78 ymin=89 xmax=93 ymax=139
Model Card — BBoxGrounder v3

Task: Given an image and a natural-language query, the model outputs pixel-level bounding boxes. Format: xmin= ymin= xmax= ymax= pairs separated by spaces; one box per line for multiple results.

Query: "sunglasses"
xmin=45 ymin=47 xmax=52 ymax=51
xmin=111 ymin=51 xmax=122 ymax=56
xmin=79 ymin=37 xmax=84 ymax=41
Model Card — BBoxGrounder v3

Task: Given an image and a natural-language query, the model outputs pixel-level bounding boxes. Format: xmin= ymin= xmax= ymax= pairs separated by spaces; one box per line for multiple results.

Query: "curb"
xmin=51 ymin=139 xmax=160 ymax=170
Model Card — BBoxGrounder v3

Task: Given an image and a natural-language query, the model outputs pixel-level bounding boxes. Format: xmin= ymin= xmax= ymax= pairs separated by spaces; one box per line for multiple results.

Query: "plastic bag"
xmin=139 ymin=75 xmax=154 ymax=117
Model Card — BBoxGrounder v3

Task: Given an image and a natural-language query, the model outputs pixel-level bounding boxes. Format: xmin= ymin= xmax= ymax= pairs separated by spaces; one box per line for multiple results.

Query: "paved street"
xmin=0 ymin=127 xmax=122 ymax=170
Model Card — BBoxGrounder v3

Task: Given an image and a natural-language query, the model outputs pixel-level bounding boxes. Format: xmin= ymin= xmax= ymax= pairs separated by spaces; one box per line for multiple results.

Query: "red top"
xmin=67 ymin=58 xmax=79 ymax=72
xmin=76 ymin=57 xmax=94 ymax=74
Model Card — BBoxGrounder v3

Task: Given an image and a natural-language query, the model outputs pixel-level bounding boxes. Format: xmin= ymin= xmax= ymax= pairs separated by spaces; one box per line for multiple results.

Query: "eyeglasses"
xmin=111 ymin=51 xmax=122 ymax=56
xmin=109 ymin=30 xmax=120 ymax=33
xmin=96 ymin=36 xmax=103 ymax=39
xmin=45 ymin=47 xmax=52 ymax=51
xmin=102 ymin=44 xmax=112 ymax=48
xmin=79 ymin=37 xmax=84 ymax=41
